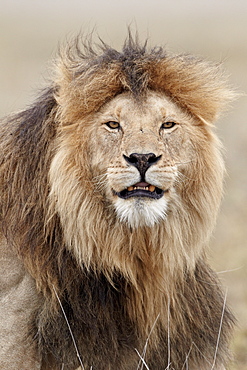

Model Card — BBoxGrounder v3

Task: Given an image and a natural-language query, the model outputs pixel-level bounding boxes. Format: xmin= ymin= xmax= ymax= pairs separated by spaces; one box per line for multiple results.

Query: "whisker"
xmin=91 ymin=173 xmax=108 ymax=192
xmin=92 ymin=173 xmax=107 ymax=181
xmin=217 ymin=266 xmax=243 ymax=274
xmin=174 ymin=159 xmax=195 ymax=165
xmin=176 ymin=170 xmax=196 ymax=182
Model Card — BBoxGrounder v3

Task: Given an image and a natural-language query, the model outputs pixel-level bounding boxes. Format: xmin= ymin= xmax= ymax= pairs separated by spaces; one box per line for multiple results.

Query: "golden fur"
xmin=0 ymin=35 xmax=235 ymax=369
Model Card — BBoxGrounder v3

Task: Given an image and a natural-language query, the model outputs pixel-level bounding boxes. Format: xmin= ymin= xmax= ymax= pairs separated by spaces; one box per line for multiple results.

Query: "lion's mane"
xmin=0 ymin=35 xmax=235 ymax=369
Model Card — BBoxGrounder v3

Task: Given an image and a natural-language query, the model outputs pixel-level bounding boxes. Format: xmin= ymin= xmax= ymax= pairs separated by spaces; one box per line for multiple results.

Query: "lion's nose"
xmin=123 ymin=153 xmax=161 ymax=177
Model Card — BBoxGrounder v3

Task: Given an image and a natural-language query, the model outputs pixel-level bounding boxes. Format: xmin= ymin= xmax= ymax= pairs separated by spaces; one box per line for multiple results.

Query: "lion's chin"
xmin=114 ymin=197 xmax=168 ymax=228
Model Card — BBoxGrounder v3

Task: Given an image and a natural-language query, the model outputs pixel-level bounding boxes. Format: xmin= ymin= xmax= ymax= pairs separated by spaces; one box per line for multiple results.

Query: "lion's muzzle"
xmin=115 ymin=152 xmax=164 ymax=199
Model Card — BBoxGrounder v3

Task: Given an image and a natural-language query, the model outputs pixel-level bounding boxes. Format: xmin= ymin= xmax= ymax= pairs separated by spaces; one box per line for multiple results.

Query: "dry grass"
xmin=56 ymin=288 xmax=231 ymax=369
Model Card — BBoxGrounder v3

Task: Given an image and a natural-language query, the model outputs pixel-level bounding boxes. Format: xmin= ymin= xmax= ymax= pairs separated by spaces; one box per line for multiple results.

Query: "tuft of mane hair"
xmin=0 ymin=33 xmax=235 ymax=370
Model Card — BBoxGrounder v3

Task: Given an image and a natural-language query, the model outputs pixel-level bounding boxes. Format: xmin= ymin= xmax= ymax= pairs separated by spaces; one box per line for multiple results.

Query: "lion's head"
xmin=90 ymin=90 xmax=221 ymax=229
xmin=91 ymin=91 xmax=187 ymax=228
xmin=46 ymin=37 xmax=231 ymax=277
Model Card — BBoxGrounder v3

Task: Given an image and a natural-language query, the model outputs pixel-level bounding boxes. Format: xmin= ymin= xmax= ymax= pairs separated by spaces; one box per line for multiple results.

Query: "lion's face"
xmin=90 ymin=90 xmax=198 ymax=228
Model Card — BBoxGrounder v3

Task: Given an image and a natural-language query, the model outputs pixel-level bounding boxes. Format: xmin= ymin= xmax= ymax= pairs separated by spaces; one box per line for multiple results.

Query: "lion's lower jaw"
xmin=114 ymin=197 xmax=168 ymax=228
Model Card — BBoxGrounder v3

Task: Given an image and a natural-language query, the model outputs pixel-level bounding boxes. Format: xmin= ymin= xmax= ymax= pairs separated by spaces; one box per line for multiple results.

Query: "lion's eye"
xmin=161 ymin=122 xmax=176 ymax=129
xmin=105 ymin=121 xmax=120 ymax=129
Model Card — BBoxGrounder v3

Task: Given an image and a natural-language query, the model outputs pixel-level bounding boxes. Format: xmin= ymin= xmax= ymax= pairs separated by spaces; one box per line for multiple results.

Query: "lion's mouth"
xmin=115 ymin=182 xmax=165 ymax=200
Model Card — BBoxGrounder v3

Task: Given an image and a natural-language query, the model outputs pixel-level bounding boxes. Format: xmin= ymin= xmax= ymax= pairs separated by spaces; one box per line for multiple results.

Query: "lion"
xmin=0 ymin=35 xmax=235 ymax=369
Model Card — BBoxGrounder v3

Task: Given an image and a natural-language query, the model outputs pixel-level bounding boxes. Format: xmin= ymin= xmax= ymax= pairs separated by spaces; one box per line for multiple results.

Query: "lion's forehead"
xmin=98 ymin=90 xmax=185 ymax=129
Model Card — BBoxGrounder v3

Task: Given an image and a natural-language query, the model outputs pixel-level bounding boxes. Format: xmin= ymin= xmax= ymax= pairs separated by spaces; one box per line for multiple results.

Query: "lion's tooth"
xmin=149 ymin=185 xmax=156 ymax=192
xmin=127 ymin=186 xmax=134 ymax=191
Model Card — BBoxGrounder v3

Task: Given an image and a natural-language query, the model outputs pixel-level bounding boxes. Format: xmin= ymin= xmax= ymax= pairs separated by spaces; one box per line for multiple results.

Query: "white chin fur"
xmin=114 ymin=197 xmax=168 ymax=228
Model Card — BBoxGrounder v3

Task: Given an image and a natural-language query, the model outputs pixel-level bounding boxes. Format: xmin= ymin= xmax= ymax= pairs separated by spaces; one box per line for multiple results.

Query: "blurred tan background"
xmin=0 ymin=0 xmax=246 ymax=368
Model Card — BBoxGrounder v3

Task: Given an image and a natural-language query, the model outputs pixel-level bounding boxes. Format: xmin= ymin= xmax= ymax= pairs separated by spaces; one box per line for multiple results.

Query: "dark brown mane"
xmin=56 ymin=34 xmax=232 ymax=121
xmin=0 ymin=89 xmax=56 ymax=246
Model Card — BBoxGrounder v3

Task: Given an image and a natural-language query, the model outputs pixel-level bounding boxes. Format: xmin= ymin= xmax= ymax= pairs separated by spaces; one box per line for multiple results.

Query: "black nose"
xmin=123 ymin=153 xmax=161 ymax=178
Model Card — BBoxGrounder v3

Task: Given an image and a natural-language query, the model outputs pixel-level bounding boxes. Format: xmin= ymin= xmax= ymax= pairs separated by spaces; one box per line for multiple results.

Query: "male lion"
xmin=0 ymin=35 xmax=235 ymax=369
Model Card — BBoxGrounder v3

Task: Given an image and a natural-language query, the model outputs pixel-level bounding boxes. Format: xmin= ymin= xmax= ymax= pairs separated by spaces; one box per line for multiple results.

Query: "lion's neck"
xmin=53 ymin=194 xmax=211 ymax=339
xmin=72 ymin=223 xmax=191 ymax=339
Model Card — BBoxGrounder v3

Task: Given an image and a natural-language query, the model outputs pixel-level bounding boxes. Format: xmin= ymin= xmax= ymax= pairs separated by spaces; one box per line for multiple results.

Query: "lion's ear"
xmin=149 ymin=56 xmax=236 ymax=124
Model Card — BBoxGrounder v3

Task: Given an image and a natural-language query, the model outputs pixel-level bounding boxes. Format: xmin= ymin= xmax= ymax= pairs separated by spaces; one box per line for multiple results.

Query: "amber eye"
xmin=105 ymin=121 xmax=120 ymax=129
xmin=161 ymin=122 xmax=176 ymax=129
